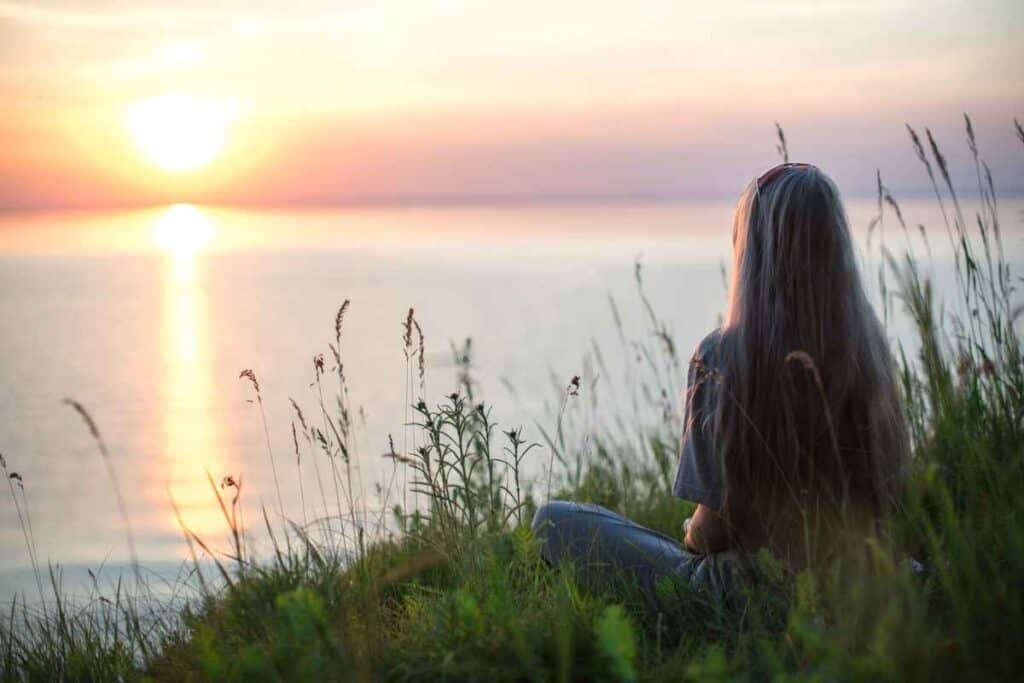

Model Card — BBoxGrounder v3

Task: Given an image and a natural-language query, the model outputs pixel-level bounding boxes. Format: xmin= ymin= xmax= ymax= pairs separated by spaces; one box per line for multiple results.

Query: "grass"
xmin=2 ymin=116 xmax=1024 ymax=681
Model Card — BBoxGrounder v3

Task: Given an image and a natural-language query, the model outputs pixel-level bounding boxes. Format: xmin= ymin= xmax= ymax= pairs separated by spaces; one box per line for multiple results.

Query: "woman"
xmin=532 ymin=163 xmax=909 ymax=599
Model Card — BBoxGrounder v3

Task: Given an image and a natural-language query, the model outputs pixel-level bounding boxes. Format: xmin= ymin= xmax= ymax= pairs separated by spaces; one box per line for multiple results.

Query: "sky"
xmin=0 ymin=0 xmax=1021 ymax=209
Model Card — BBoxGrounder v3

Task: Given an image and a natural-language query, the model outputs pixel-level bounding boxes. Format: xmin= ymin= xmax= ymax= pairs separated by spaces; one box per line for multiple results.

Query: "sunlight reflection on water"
xmin=156 ymin=205 xmax=229 ymax=540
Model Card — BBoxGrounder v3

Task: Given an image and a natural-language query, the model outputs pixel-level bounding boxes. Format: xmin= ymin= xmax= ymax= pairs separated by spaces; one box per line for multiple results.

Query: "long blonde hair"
xmin=716 ymin=164 xmax=908 ymax=532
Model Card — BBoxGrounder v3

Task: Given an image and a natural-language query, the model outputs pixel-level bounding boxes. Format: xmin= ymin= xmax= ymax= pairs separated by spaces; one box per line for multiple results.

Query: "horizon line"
xmin=3 ymin=185 xmax=1023 ymax=214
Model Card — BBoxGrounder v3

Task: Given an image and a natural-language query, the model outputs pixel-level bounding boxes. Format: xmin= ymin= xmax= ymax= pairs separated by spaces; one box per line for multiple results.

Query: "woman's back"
xmin=532 ymin=163 xmax=911 ymax=607
xmin=677 ymin=164 xmax=910 ymax=568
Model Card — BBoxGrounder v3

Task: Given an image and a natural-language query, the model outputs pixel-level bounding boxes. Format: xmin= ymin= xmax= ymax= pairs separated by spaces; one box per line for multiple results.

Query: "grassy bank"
xmin=2 ymin=118 xmax=1024 ymax=681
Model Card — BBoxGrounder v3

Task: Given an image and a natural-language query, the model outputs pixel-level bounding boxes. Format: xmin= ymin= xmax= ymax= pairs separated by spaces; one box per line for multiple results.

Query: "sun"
xmin=153 ymin=203 xmax=213 ymax=253
xmin=126 ymin=94 xmax=235 ymax=172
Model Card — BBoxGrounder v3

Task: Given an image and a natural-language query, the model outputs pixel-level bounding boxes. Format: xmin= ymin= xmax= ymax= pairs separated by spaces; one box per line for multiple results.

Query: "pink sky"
xmin=0 ymin=0 xmax=1021 ymax=209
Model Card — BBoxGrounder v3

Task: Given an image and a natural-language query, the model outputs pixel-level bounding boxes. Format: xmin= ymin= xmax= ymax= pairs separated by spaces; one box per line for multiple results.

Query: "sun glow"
xmin=127 ymin=94 xmax=235 ymax=171
xmin=152 ymin=204 xmax=214 ymax=257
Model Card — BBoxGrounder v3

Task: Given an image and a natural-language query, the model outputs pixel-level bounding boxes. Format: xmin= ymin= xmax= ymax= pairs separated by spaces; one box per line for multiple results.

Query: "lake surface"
xmin=1 ymin=197 xmax=1020 ymax=602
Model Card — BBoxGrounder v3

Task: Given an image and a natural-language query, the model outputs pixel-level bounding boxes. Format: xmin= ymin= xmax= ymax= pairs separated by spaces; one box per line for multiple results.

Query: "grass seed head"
xmin=289 ymin=398 xmax=309 ymax=432
xmin=402 ymin=308 xmax=414 ymax=357
xmin=335 ymin=300 xmax=350 ymax=347
xmin=238 ymin=369 xmax=261 ymax=399
xmin=63 ymin=398 xmax=103 ymax=443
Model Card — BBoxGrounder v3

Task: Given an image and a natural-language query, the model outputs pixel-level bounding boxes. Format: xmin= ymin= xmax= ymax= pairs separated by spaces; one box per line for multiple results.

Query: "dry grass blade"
xmin=402 ymin=308 xmax=414 ymax=358
xmin=186 ymin=530 xmax=233 ymax=589
xmin=206 ymin=472 xmax=244 ymax=570
xmin=335 ymin=299 xmax=351 ymax=349
xmin=1 ymin=454 xmax=45 ymax=606
xmin=546 ymin=375 xmax=581 ymax=501
xmin=238 ymin=369 xmax=260 ymax=400
xmin=63 ymin=398 xmax=141 ymax=586
xmin=287 ymin=520 xmax=325 ymax=569
xmin=775 ymin=121 xmax=789 ymax=162
xmin=290 ymin=397 xmax=309 ymax=432
xmin=884 ymin=193 xmax=906 ymax=231
xmin=167 ymin=487 xmax=210 ymax=596
xmin=261 ymin=503 xmax=286 ymax=569
xmin=413 ymin=317 xmax=426 ymax=397
xmin=292 ymin=421 xmax=308 ymax=528
xmin=238 ymin=368 xmax=286 ymax=524
xmin=293 ymin=395 xmax=332 ymax=542
xmin=926 ymin=127 xmax=960 ymax=212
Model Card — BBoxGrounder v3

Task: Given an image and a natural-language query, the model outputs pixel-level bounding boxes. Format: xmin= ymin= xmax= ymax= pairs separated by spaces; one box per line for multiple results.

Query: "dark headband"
xmin=756 ymin=162 xmax=816 ymax=190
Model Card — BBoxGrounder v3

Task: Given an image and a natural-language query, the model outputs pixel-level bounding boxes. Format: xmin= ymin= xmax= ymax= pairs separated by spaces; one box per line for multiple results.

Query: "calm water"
xmin=1 ymin=198 xmax=1020 ymax=601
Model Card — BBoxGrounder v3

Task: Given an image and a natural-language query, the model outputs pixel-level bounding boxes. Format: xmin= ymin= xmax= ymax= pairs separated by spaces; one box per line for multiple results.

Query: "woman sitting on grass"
xmin=533 ymin=162 xmax=910 ymax=598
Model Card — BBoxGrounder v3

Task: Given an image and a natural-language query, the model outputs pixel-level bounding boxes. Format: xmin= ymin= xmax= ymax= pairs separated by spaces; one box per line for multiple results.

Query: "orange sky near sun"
xmin=0 ymin=1 xmax=1021 ymax=209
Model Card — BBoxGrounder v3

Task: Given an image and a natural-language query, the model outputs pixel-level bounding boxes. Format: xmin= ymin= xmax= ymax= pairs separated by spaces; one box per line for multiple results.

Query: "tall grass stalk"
xmin=312 ymin=356 xmax=348 ymax=544
xmin=290 ymin=396 xmax=332 ymax=544
xmin=0 ymin=456 xmax=45 ymax=608
xmin=237 ymin=370 xmax=286 ymax=531
xmin=290 ymin=422 xmax=308 ymax=530
xmin=63 ymin=399 xmax=141 ymax=587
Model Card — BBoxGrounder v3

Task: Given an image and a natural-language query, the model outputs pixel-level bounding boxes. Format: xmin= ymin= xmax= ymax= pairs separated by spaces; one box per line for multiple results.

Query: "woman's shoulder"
xmin=692 ymin=328 xmax=724 ymax=366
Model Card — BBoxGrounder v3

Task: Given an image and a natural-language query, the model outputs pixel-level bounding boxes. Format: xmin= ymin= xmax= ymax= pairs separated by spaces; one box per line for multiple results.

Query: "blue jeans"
xmin=531 ymin=501 xmax=744 ymax=603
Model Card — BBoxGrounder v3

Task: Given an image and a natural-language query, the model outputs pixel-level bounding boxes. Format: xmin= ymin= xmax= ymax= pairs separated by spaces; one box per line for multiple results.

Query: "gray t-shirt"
xmin=672 ymin=329 xmax=725 ymax=511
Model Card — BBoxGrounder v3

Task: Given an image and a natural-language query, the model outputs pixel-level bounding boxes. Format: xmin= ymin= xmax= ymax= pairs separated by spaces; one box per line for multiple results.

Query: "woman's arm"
xmin=684 ymin=504 xmax=732 ymax=554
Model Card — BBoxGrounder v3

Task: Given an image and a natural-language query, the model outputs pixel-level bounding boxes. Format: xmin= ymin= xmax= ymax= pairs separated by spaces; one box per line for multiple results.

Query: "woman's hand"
xmin=683 ymin=504 xmax=731 ymax=554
